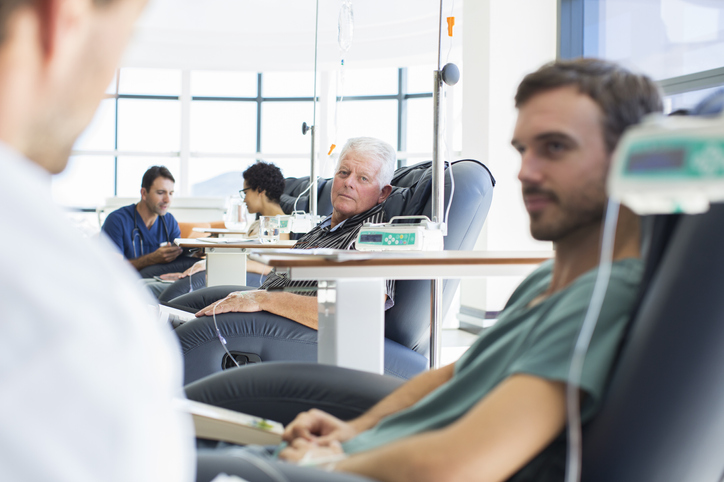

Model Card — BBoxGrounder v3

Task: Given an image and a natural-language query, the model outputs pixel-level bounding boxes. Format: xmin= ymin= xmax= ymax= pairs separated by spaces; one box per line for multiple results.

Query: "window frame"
xmin=557 ymin=0 xmax=724 ymax=97
xmin=65 ymin=67 xmax=434 ymax=208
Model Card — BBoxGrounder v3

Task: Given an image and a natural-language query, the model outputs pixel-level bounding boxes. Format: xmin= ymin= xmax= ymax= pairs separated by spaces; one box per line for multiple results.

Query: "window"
xmin=54 ymin=67 xmax=435 ymax=208
xmin=587 ymin=0 xmax=724 ymax=80
xmin=560 ymin=0 xmax=724 ymax=112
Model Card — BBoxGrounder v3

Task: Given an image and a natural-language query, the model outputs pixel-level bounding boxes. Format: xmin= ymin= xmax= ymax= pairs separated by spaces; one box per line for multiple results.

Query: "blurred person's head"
xmin=140 ymin=166 xmax=175 ymax=217
xmin=0 ymin=0 xmax=147 ymax=174
xmin=512 ymin=58 xmax=662 ymax=244
xmin=331 ymin=137 xmax=395 ymax=225
xmin=241 ymin=161 xmax=285 ymax=214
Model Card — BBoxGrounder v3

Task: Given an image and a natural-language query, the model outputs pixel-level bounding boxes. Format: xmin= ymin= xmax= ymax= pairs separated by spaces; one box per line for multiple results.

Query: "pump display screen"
xmin=360 ymin=234 xmax=383 ymax=243
xmin=626 ymin=148 xmax=686 ymax=173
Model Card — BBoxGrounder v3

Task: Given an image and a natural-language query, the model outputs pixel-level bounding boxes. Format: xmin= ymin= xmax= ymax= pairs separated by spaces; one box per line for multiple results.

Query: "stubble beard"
xmin=529 ymin=194 xmax=605 ymax=242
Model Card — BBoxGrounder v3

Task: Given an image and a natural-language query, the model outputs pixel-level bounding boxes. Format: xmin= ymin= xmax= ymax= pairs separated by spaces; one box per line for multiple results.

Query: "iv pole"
xmin=302 ymin=0 xmax=320 ymax=217
xmin=430 ymin=0 xmax=459 ymax=368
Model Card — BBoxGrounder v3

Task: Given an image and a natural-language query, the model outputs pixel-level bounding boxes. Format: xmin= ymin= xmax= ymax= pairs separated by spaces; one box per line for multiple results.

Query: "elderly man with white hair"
xmin=171 ymin=136 xmax=397 ymax=329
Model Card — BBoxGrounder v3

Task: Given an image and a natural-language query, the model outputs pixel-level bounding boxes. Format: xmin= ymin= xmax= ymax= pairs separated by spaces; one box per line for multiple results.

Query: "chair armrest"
xmin=185 ymin=362 xmax=405 ymax=425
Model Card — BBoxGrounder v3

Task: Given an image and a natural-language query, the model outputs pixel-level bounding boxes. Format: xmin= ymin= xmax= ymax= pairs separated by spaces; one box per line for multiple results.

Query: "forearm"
xmin=257 ymin=292 xmax=319 ymax=329
xmin=348 ymin=363 xmax=455 ymax=434
xmin=339 ymin=375 xmax=567 ymax=482
xmin=246 ymin=259 xmax=273 ymax=276
xmin=337 ymin=429 xmax=455 ymax=482
xmin=129 ymin=253 xmax=157 ymax=270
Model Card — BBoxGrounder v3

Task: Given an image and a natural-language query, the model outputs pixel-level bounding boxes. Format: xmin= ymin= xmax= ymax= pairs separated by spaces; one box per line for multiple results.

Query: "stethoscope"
xmin=131 ymin=206 xmax=170 ymax=258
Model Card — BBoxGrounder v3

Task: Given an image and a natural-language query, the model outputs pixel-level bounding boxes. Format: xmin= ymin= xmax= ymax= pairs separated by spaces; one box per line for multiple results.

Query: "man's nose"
xmin=517 ymin=151 xmax=544 ymax=184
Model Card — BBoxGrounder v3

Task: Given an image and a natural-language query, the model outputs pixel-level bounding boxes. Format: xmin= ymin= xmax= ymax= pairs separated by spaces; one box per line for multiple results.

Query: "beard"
xmin=524 ymin=185 xmax=606 ymax=242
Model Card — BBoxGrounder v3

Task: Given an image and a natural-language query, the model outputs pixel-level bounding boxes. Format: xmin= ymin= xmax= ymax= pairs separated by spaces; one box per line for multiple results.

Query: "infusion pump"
xmin=609 ymin=111 xmax=724 ymax=214
xmin=356 ymin=216 xmax=445 ymax=251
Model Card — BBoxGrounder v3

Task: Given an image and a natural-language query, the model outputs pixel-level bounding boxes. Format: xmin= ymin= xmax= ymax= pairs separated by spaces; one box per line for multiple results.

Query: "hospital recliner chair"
xmin=174 ymin=159 xmax=495 ymax=384
xmin=190 ymin=203 xmax=724 ymax=482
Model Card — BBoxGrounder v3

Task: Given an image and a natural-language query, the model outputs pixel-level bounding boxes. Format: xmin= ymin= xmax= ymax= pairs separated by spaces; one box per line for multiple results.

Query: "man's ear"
xmin=377 ymin=184 xmax=393 ymax=204
xmin=140 ymin=187 xmax=147 ymax=201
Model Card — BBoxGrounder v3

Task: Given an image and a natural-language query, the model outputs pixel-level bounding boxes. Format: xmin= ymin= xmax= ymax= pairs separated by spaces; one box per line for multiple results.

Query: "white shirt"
xmin=0 ymin=144 xmax=194 ymax=481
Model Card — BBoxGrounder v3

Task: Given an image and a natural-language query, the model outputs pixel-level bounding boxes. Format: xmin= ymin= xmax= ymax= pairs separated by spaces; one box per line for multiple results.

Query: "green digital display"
xmin=359 ymin=231 xmax=416 ymax=246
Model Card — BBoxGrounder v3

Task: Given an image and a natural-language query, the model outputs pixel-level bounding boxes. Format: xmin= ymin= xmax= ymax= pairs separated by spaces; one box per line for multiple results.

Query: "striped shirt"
xmin=260 ymin=203 xmax=395 ymax=309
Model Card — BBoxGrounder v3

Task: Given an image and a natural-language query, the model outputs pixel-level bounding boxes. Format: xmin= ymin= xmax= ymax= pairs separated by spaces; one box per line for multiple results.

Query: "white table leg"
xmin=205 ymin=250 xmax=247 ymax=287
xmin=317 ymin=279 xmax=385 ymax=374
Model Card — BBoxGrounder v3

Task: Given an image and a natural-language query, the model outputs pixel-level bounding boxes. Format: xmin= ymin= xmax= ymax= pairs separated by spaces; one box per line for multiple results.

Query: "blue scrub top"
xmin=101 ymin=204 xmax=181 ymax=260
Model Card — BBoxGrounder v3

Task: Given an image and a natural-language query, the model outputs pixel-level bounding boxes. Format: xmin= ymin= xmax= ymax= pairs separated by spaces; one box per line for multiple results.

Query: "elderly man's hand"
xmin=178 ymin=260 xmax=206 ymax=279
xmin=195 ymin=290 xmax=267 ymax=317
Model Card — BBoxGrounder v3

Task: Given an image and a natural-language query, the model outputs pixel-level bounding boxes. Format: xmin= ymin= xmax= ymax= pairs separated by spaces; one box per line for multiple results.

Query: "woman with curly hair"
xmin=240 ymin=161 xmax=288 ymax=239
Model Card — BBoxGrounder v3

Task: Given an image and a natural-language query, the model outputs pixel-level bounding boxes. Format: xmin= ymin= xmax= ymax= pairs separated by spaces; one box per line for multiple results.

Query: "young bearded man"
xmin=195 ymin=58 xmax=663 ymax=482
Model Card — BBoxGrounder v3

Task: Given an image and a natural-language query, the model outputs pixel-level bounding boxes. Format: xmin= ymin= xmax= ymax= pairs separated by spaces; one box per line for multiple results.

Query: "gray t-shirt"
xmin=343 ymin=258 xmax=643 ymax=456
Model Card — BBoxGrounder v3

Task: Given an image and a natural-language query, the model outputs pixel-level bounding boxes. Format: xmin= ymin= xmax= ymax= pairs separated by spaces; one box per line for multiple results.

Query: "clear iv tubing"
xmin=444 ymin=159 xmax=455 ymax=225
xmin=564 ymin=198 xmax=620 ymax=482
xmin=212 ymin=298 xmax=240 ymax=368
xmin=440 ymin=80 xmax=455 ymax=226
xmin=293 ymin=175 xmax=322 ymax=213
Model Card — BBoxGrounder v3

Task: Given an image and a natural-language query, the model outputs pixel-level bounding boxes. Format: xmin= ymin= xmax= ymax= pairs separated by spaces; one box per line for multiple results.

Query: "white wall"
xmin=459 ymin=0 xmax=557 ymax=319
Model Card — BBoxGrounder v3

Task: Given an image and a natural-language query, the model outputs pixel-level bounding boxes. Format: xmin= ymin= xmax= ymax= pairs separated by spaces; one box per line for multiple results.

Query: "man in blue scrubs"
xmin=102 ymin=166 xmax=197 ymax=278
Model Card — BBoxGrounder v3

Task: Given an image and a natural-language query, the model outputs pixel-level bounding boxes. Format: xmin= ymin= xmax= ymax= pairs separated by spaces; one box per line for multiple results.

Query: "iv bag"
xmin=338 ymin=0 xmax=354 ymax=54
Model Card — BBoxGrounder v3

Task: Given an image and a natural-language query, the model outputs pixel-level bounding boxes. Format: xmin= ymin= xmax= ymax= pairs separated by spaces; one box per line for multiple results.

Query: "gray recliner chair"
xmin=174 ymin=159 xmax=495 ymax=384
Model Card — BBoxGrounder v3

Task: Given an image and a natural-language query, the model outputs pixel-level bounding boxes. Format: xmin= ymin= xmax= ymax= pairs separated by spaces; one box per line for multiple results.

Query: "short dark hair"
xmin=515 ymin=58 xmax=663 ymax=153
xmin=0 ymin=0 xmax=116 ymax=45
xmin=141 ymin=166 xmax=175 ymax=192
xmin=242 ymin=161 xmax=285 ymax=204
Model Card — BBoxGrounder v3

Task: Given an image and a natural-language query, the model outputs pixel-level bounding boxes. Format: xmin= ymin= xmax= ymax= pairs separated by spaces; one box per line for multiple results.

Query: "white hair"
xmin=337 ymin=137 xmax=396 ymax=187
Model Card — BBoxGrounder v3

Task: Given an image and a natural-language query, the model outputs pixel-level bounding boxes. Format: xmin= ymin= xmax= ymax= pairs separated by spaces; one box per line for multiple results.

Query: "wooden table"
xmin=249 ymin=249 xmax=553 ymax=373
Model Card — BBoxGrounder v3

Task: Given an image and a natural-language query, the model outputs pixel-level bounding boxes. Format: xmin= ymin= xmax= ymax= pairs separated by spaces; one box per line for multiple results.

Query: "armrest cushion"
xmin=185 ymin=362 xmax=405 ymax=425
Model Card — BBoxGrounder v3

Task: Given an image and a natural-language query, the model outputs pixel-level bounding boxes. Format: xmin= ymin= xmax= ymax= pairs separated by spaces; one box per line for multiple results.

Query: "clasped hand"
xmin=195 ymin=290 xmax=266 ymax=317
xmin=278 ymin=409 xmax=358 ymax=462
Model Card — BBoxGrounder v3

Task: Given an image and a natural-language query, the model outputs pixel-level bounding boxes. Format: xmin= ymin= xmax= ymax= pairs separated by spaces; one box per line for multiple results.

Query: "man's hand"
xmin=195 ymin=290 xmax=266 ymax=317
xmin=129 ymin=244 xmax=183 ymax=270
xmin=283 ymin=409 xmax=360 ymax=445
xmin=151 ymin=244 xmax=183 ymax=264
xmin=279 ymin=437 xmax=344 ymax=463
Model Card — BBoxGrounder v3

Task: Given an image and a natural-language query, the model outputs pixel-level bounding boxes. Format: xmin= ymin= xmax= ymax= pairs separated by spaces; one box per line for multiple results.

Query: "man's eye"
xmin=361 ymin=176 xmax=369 ymax=182
xmin=547 ymin=142 xmax=566 ymax=154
